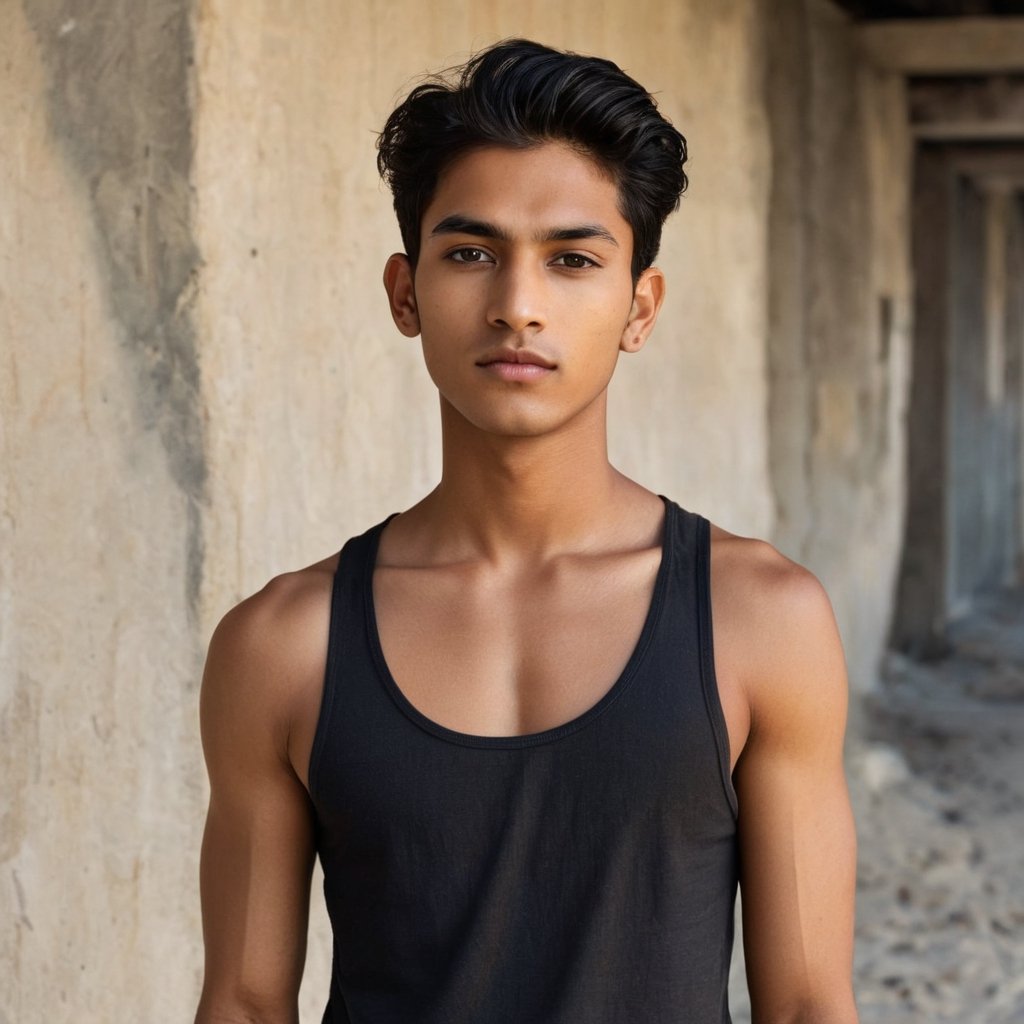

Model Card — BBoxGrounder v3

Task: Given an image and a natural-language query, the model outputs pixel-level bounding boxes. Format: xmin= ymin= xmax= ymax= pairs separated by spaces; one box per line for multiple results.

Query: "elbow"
xmin=751 ymin=989 xmax=859 ymax=1024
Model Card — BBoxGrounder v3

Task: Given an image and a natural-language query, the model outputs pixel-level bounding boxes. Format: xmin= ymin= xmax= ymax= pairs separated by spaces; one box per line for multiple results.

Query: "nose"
xmin=486 ymin=261 xmax=546 ymax=333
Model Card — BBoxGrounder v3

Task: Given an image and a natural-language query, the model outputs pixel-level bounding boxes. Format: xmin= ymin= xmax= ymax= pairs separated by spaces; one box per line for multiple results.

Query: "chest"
xmin=371 ymin=547 xmax=663 ymax=738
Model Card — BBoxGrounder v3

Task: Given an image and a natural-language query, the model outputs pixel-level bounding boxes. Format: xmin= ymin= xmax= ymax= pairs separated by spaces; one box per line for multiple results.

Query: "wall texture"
xmin=2 ymin=3 xmax=205 ymax=1019
xmin=764 ymin=0 xmax=912 ymax=693
xmin=2 ymin=0 xmax=910 ymax=1019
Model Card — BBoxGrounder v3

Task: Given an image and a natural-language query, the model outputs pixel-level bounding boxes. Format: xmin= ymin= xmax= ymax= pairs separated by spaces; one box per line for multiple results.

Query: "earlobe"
xmin=620 ymin=267 xmax=666 ymax=353
xmin=383 ymin=253 xmax=421 ymax=337
xmin=620 ymin=300 xmax=645 ymax=352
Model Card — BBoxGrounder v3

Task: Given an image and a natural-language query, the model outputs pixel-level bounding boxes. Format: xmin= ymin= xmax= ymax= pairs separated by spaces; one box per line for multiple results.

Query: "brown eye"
xmin=449 ymin=248 xmax=492 ymax=264
xmin=554 ymin=253 xmax=596 ymax=269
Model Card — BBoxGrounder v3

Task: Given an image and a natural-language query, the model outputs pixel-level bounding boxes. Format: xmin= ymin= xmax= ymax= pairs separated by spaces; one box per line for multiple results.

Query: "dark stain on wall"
xmin=23 ymin=0 xmax=206 ymax=620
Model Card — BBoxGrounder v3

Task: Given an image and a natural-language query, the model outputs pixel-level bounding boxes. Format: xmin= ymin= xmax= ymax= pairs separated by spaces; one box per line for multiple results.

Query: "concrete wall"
xmin=764 ymin=0 xmax=912 ymax=693
xmin=1 ymin=3 xmax=206 ymax=1020
xmin=2 ymin=0 xmax=909 ymax=1019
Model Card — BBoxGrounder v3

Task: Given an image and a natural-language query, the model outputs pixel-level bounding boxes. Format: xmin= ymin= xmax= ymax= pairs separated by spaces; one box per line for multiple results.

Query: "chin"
xmin=440 ymin=391 xmax=602 ymax=441
xmin=449 ymin=406 xmax=567 ymax=439
xmin=474 ymin=417 xmax=562 ymax=439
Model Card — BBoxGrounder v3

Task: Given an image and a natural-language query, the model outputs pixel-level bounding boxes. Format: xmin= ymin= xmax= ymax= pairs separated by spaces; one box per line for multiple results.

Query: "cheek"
xmin=572 ymin=276 xmax=634 ymax=320
xmin=415 ymin=286 xmax=479 ymax=342
xmin=575 ymin=293 xmax=634 ymax=350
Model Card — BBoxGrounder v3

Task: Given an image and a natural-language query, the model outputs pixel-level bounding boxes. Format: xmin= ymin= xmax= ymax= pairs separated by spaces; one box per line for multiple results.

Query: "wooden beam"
xmin=910 ymin=74 xmax=1024 ymax=118
xmin=860 ymin=18 xmax=1024 ymax=74
xmin=909 ymin=75 xmax=1024 ymax=140
xmin=914 ymin=121 xmax=1024 ymax=139
xmin=943 ymin=143 xmax=1024 ymax=189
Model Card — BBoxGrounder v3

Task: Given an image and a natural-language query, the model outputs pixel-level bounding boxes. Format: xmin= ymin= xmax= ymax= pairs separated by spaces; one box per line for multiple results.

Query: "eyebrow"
xmin=429 ymin=215 xmax=619 ymax=247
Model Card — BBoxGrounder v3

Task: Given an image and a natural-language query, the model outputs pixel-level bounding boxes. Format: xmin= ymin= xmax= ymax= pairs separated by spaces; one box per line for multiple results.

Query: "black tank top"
xmin=309 ymin=497 xmax=738 ymax=1023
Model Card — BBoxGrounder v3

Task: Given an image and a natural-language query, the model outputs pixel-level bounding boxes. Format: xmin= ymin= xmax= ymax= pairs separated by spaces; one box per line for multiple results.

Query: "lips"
xmin=475 ymin=346 xmax=557 ymax=370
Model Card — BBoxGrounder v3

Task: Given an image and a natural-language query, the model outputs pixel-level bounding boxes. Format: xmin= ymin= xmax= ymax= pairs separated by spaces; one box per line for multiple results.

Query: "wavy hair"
xmin=377 ymin=39 xmax=688 ymax=280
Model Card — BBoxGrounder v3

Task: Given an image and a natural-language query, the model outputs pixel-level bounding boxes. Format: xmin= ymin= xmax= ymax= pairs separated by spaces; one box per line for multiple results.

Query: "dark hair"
xmin=377 ymin=39 xmax=688 ymax=280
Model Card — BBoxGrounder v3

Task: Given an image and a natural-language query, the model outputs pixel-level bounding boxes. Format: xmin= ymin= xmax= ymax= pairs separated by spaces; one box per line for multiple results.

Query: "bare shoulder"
xmin=708 ymin=523 xmax=848 ymax=743
xmin=200 ymin=553 xmax=338 ymax=775
xmin=206 ymin=554 xmax=338 ymax=674
xmin=709 ymin=523 xmax=839 ymax=639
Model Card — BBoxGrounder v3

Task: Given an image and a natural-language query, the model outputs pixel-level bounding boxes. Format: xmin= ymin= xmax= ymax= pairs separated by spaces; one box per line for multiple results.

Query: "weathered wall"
xmin=1 ymin=2 xmax=205 ymax=1019
xmin=2 ymin=0 xmax=911 ymax=1019
xmin=764 ymin=0 xmax=912 ymax=692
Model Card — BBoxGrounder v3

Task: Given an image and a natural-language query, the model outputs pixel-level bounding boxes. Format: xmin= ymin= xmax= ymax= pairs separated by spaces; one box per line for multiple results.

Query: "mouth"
xmin=475 ymin=347 xmax=557 ymax=370
xmin=476 ymin=347 xmax=556 ymax=382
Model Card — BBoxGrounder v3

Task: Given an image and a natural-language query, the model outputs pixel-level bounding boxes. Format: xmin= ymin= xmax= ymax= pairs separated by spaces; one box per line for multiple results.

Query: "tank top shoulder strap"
xmin=308 ymin=512 xmax=398 ymax=798
xmin=659 ymin=498 xmax=737 ymax=818
xmin=689 ymin=506 xmax=738 ymax=819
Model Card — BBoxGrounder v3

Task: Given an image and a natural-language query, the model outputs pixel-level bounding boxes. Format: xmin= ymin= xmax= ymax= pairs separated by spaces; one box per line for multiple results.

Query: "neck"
xmin=419 ymin=395 xmax=636 ymax=562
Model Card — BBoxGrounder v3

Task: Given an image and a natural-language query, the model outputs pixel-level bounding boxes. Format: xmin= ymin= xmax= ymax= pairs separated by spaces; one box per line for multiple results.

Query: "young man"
xmin=196 ymin=39 xmax=858 ymax=1024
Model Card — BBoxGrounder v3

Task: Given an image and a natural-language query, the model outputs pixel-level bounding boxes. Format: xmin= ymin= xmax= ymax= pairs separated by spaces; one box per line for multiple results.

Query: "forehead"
xmin=424 ymin=142 xmax=628 ymax=237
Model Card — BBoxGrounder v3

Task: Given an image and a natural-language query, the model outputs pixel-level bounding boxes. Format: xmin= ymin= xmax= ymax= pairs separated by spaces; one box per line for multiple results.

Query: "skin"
xmin=196 ymin=141 xmax=858 ymax=1023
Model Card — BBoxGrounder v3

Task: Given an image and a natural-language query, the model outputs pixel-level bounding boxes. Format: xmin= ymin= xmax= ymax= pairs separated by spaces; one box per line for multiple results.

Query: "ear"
xmin=383 ymin=253 xmax=421 ymax=337
xmin=620 ymin=267 xmax=665 ymax=353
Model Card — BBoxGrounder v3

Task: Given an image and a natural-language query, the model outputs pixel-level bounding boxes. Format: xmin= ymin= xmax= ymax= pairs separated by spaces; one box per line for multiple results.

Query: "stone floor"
xmin=729 ymin=585 xmax=1024 ymax=1023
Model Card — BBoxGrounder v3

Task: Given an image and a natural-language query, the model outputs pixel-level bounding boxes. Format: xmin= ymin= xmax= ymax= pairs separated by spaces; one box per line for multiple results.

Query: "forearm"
xmin=194 ymin=988 xmax=299 ymax=1024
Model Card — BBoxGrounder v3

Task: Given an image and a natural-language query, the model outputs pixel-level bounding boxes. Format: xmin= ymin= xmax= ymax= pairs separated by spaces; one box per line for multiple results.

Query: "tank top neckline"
xmin=360 ymin=495 xmax=677 ymax=749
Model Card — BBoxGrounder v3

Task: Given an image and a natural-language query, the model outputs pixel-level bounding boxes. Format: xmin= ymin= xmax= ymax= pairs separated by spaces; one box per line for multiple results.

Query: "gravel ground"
xmin=729 ymin=586 xmax=1024 ymax=1023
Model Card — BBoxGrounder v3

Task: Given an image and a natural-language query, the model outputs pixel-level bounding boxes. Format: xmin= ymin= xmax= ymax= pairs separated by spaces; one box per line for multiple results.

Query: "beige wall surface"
xmin=2 ymin=3 xmax=205 ymax=1020
xmin=3 ymin=0 xmax=909 ymax=1019
xmin=764 ymin=0 xmax=912 ymax=694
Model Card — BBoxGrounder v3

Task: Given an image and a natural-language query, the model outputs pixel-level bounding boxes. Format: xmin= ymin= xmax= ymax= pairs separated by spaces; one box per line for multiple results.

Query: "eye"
xmin=447 ymin=247 xmax=494 ymax=264
xmin=553 ymin=253 xmax=597 ymax=269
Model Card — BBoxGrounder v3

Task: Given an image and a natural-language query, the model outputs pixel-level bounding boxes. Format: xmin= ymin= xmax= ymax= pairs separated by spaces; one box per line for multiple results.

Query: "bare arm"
xmin=195 ymin=578 xmax=326 ymax=1024
xmin=731 ymin=557 xmax=858 ymax=1023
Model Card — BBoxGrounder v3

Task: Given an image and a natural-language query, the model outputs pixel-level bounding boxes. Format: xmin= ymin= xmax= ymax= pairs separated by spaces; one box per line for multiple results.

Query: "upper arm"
xmin=195 ymin=584 xmax=324 ymax=1024
xmin=731 ymin=558 xmax=858 ymax=1022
